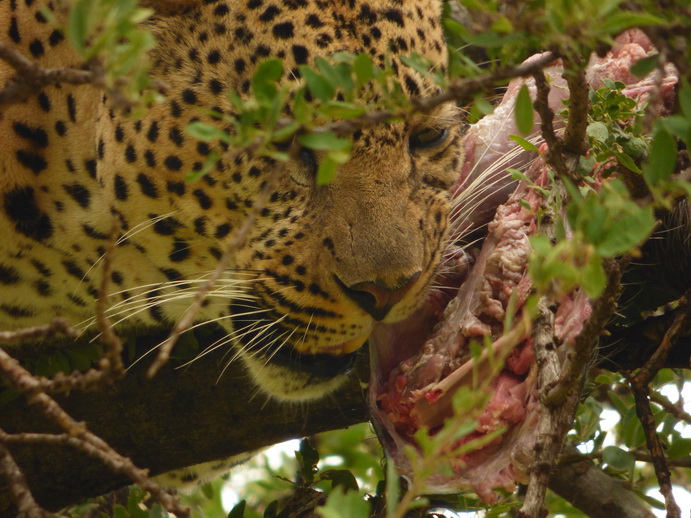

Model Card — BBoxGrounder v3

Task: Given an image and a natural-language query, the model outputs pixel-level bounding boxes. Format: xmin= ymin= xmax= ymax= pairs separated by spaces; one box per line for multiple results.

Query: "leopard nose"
xmin=336 ymin=271 xmax=421 ymax=321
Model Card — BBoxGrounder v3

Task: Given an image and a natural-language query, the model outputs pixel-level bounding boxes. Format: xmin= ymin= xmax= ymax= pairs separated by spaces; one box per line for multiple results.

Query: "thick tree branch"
xmin=549 ymin=447 xmax=654 ymax=518
xmin=0 ymin=330 xmax=369 ymax=514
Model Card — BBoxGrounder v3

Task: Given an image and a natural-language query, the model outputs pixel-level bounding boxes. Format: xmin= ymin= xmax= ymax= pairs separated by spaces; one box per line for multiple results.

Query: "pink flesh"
xmin=369 ymin=29 xmax=679 ymax=503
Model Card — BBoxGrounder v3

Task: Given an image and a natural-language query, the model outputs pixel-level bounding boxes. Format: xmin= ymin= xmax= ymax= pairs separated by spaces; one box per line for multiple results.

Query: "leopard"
xmin=0 ymin=0 xmax=463 ymax=407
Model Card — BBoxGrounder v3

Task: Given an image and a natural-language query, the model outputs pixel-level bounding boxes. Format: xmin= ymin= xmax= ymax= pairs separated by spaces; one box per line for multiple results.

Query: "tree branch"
xmin=0 ymin=330 xmax=369 ymax=514
xmin=549 ymin=447 xmax=655 ymax=518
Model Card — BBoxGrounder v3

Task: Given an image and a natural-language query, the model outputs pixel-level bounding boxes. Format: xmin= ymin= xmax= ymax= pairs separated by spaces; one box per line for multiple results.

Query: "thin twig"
xmin=0 ymin=42 xmax=95 ymax=108
xmin=628 ymin=377 xmax=681 ymax=518
xmin=0 ymin=440 xmax=55 ymax=518
xmin=95 ymin=220 xmax=125 ymax=377
xmin=649 ymin=392 xmax=691 ymax=425
xmin=625 ymin=288 xmax=689 ymax=518
xmin=0 ymin=319 xmax=77 ymax=344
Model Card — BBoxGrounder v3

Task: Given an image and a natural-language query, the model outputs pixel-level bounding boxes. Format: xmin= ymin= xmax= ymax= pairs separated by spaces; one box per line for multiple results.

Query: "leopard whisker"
xmin=128 ymin=306 xmax=274 ymax=371
xmin=174 ymin=308 xmax=275 ymax=368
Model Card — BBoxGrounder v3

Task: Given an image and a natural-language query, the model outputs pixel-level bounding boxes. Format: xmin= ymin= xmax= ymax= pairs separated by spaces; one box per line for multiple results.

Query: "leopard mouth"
xmin=368 ymin=176 xmax=542 ymax=502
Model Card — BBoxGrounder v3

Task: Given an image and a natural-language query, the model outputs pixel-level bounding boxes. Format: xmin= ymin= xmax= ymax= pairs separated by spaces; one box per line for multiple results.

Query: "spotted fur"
xmin=0 ymin=0 xmax=463 ymax=400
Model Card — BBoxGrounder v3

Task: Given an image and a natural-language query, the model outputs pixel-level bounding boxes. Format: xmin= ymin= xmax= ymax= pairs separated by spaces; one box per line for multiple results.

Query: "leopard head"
xmin=0 ymin=0 xmax=462 ymax=400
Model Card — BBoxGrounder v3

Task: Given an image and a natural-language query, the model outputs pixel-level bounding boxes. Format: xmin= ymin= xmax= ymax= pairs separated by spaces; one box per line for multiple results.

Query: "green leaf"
xmin=263 ymin=500 xmax=279 ymax=518
xmin=598 ymin=12 xmax=665 ymax=35
xmin=316 ymin=156 xmax=339 ymax=186
xmin=666 ymin=438 xmax=691 ymax=460
xmin=149 ymin=505 xmax=167 ymax=518
xmin=619 ymin=135 xmax=647 ymax=158
xmin=595 ymin=205 xmax=654 ymax=257
xmin=581 ymin=253 xmax=606 ymax=298
xmin=252 ymin=59 xmax=284 ymax=102
xmin=614 ymin=152 xmax=642 ymax=174
xmin=491 ymin=15 xmax=513 ymax=33
xmin=201 ymin=482 xmax=214 ymax=500
xmin=514 ymin=84 xmax=534 ymax=135
xmin=629 ymin=54 xmax=658 ymax=78
xmin=271 ymin=122 xmax=301 ymax=143
xmin=227 ymin=500 xmax=246 ymax=518
xmin=509 ymin=134 xmax=539 ymax=152
xmin=317 ymin=487 xmax=369 ymax=518
xmin=296 ymin=439 xmax=319 ymax=485
xmin=679 ymin=81 xmax=691 ymax=117
xmin=586 ymin=121 xmax=609 ymax=143
xmin=318 ymin=101 xmax=366 ymax=119
xmin=67 ymin=0 xmax=91 ymax=53
xmin=186 ymin=122 xmax=228 ymax=142
xmin=298 ymin=131 xmax=351 ymax=151
xmin=353 ymin=53 xmax=374 ymax=85
xmin=643 ymin=128 xmax=677 ymax=187
xmin=659 ymin=115 xmax=691 ymax=149
xmin=320 ymin=469 xmax=359 ymax=492
xmin=300 ymin=66 xmax=334 ymax=102
xmin=602 ymin=446 xmax=635 ymax=472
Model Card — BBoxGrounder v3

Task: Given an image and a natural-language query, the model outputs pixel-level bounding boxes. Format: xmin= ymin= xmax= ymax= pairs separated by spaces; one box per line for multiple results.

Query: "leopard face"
xmin=0 ymin=0 xmax=462 ymax=400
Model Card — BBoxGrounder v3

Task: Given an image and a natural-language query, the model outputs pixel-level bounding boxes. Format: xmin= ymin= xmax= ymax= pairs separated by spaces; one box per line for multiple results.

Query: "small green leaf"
xmin=186 ymin=122 xmax=227 ymax=142
xmin=666 ymin=438 xmax=691 ymax=460
xmin=614 ymin=152 xmax=642 ymax=174
xmin=296 ymin=439 xmax=319 ymax=485
xmin=602 ymin=446 xmax=635 ymax=472
xmin=619 ymin=136 xmax=647 ymax=158
xmin=595 ymin=206 xmax=654 ymax=257
xmin=643 ymin=128 xmax=677 ymax=187
xmin=320 ymin=469 xmax=359 ymax=491
xmin=67 ymin=0 xmax=91 ymax=53
xmin=300 ymin=66 xmax=334 ymax=102
xmin=581 ymin=253 xmax=606 ymax=298
xmin=679 ymin=81 xmax=691 ymax=117
xmin=490 ymin=15 xmax=513 ymax=33
xmin=514 ymin=84 xmax=534 ymax=135
xmin=598 ymin=12 xmax=665 ymax=35
xmin=227 ymin=500 xmax=246 ymax=518
xmin=328 ymin=149 xmax=351 ymax=164
xmin=263 ymin=500 xmax=279 ymax=518
xmin=317 ymin=487 xmax=369 ymax=518
xmin=318 ymin=101 xmax=366 ymax=119
xmin=586 ymin=121 xmax=609 ymax=143
xmin=149 ymin=505 xmax=167 ymax=518
xmin=630 ymin=54 xmax=658 ymax=78
xmin=201 ymin=482 xmax=214 ymax=500
xmin=353 ymin=53 xmax=374 ymax=84
xmin=251 ymin=59 xmax=283 ymax=101
xmin=298 ymin=131 xmax=351 ymax=151
xmin=271 ymin=122 xmax=301 ymax=143
xmin=316 ymin=157 xmax=338 ymax=186
xmin=509 ymin=134 xmax=539 ymax=152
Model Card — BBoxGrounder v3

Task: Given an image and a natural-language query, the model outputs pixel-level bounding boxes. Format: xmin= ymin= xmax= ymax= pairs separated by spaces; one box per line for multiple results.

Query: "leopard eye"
xmin=409 ymin=127 xmax=448 ymax=150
